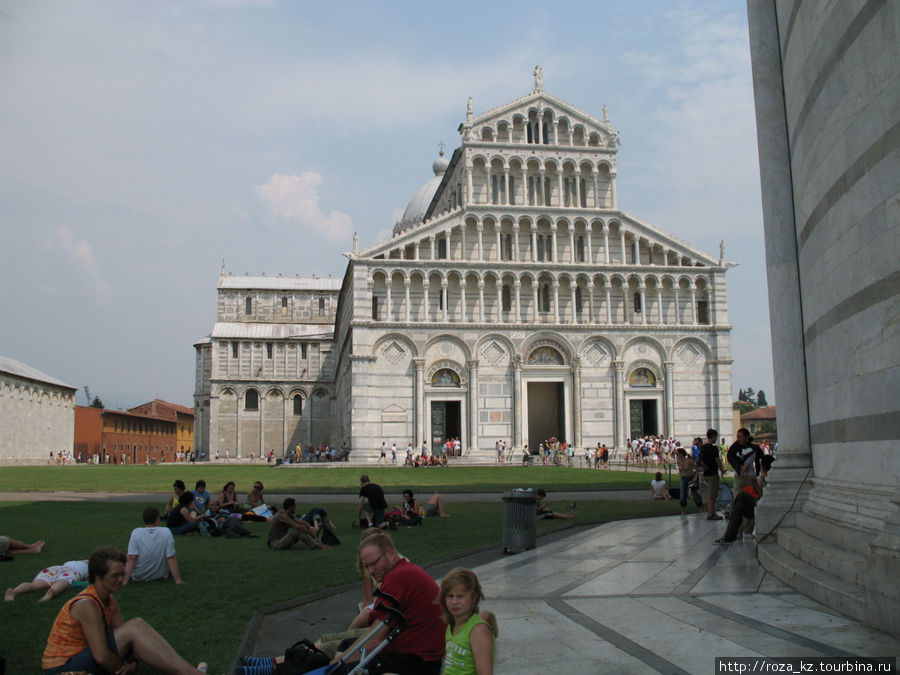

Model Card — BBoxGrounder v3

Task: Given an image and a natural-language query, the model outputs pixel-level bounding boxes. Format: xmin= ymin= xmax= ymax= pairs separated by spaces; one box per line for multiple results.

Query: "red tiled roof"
xmin=741 ymin=406 xmax=777 ymax=421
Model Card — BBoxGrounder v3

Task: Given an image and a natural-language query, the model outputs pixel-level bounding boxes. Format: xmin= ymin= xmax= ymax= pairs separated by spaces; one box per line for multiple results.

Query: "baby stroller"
xmin=304 ymin=590 xmax=406 ymax=675
xmin=717 ymin=482 xmax=734 ymax=519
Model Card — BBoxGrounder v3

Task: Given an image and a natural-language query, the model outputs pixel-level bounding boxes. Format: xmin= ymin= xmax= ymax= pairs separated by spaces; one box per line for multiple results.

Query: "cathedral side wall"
xmin=0 ymin=375 xmax=75 ymax=464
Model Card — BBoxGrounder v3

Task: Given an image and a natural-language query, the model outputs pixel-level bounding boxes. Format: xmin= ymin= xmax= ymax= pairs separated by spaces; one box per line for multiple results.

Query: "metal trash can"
xmin=502 ymin=489 xmax=538 ymax=554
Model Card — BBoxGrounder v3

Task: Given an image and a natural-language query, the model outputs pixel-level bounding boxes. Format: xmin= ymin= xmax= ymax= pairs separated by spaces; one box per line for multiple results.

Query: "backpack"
xmin=273 ymin=639 xmax=330 ymax=675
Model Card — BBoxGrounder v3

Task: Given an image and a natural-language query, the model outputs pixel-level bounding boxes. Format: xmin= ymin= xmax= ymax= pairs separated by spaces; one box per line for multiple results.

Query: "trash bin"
xmin=502 ymin=489 xmax=538 ymax=554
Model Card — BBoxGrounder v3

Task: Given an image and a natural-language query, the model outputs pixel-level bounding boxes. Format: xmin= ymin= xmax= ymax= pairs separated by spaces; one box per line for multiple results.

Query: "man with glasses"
xmin=331 ymin=531 xmax=444 ymax=674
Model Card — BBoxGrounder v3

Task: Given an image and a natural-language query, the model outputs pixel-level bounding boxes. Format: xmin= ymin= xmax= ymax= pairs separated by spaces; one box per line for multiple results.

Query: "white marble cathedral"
xmin=194 ymin=71 xmax=734 ymax=461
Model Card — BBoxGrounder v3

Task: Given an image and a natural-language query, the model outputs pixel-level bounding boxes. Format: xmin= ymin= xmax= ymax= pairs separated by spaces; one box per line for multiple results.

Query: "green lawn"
xmin=0 ymin=463 xmax=680 ymax=494
xmin=0 ymin=466 xmax=685 ymax=673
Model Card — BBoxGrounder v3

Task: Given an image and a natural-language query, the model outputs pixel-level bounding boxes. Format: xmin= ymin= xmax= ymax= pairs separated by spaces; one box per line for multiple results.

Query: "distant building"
xmin=128 ymin=399 xmax=195 ymax=459
xmin=195 ymin=75 xmax=734 ymax=460
xmin=0 ymin=355 xmax=76 ymax=464
xmin=740 ymin=405 xmax=776 ymax=439
xmin=74 ymin=399 xmax=192 ymax=464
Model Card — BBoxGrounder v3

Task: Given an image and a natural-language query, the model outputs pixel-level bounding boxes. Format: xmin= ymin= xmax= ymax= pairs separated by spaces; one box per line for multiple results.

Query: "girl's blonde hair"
xmin=438 ymin=567 xmax=484 ymax=626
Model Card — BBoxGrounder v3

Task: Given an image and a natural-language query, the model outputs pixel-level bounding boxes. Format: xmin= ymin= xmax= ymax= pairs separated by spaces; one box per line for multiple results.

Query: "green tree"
xmin=757 ymin=390 xmax=768 ymax=407
xmin=90 ymin=396 xmax=104 ymax=409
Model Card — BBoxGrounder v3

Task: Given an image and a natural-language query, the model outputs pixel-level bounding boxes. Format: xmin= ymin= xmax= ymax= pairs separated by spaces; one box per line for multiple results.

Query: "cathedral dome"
xmin=394 ymin=151 xmax=448 ymax=235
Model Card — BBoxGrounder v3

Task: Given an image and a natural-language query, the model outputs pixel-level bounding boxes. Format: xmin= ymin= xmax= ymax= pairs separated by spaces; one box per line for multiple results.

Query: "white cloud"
xmin=254 ymin=172 xmax=353 ymax=243
xmin=52 ymin=226 xmax=111 ymax=299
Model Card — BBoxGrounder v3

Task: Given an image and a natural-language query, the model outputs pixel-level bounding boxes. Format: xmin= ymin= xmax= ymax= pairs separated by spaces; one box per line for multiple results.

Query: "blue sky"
xmin=0 ymin=0 xmax=774 ymax=409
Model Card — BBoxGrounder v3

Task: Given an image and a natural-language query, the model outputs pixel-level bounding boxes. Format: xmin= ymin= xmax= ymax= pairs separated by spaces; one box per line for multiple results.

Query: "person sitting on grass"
xmin=124 ymin=507 xmax=183 ymax=584
xmin=41 ymin=546 xmax=207 ymax=674
xmin=535 ymin=489 xmax=575 ymax=519
xmin=6 ymin=559 xmax=88 ymax=603
xmin=165 ymin=491 xmax=201 ymax=535
xmin=649 ymin=472 xmax=671 ymax=500
xmin=407 ymin=490 xmax=451 ymax=519
xmin=267 ymin=498 xmax=330 ymax=551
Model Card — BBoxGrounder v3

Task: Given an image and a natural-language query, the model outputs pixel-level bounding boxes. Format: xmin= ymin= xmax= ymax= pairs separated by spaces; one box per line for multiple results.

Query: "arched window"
xmin=293 ymin=395 xmax=303 ymax=416
xmin=576 ymin=236 xmax=585 ymax=263
xmin=539 ymin=284 xmax=551 ymax=313
xmin=629 ymin=368 xmax=657 ymax=386
xmin=503 ymin=234 xmax=513 ymax=261
xmin=575 ymin=287 xmax=583 ymax=313
xmin=633 ymin=292 xmax=642 ymax=313
xmin=244 ymin=390 xmax=259 ymax=411
xmin=502 ymin=285 xmax=512 ymax=312
xmin=245 ymin=297 xmax=253 ymax=315
xmin=432 ymin=369 xmax=460 ymax=386
xmin=527 ymin=346 xmax=564 ymax=365
xmin=318 ymin=297 xmax=325 ymax=316
xmin=438 ymin=238 xmax=447 ymax=259
xmin=281 ymin=296 xmax=288 ymax=315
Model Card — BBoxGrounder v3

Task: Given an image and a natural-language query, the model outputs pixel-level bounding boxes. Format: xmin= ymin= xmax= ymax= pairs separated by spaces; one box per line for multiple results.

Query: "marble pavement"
xmin=244 ymin=511 xmax=897 ymax=673
xmin=481 ymin=514 xmax=898 ymax=673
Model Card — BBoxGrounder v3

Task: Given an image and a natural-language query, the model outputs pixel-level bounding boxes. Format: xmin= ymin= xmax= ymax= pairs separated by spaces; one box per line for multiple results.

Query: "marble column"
xmin=603 ymin=224 xmax=610 ymax=264
xmin=513 ymin=355 xmax=523 ymax=449
xmin=610 ymin=170 xmax=617 ymax=208
xmin=552 ymin=280 xmax=560 ymax=323
xmin=664 ymin=362 xmax=674 ymax=436
xmin=572 ymin=358 xmax=583 ymax=447
xmin=478 ymin=280 xmax=485 ymax=322
xmin=441 ymin=281 xmax=448 ymax=322
xmin=404 ymin=279 xmax=411 ymax=322
xmin=550 ymin=224 xmax=558 ymax=261
xmin=477 ymin=223 xmax=484 ymax=261
xmin=422 ymin=281 xmax=430 ymax=322
xmin=530 ymin=226 xmax=538 ymax=262
xmin=512 ymin=223 xmax=519 ymax=261
xmin=614 ymin=361 xmax=625 ymax=450
xmin=468 ymin=360 xmax=479 ymax=452
xmin=514 ymin=280 xmax=522 ymax=324
xmin=747 ymin=0 xmax=812 ymax=536
xmin=414 ymin=358 xmax=425 ymax=449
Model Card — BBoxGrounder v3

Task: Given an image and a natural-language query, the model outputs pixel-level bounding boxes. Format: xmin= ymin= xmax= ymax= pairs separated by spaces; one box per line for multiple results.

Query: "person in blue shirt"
xmin=192 ymin=480 xmax=212 ymax=514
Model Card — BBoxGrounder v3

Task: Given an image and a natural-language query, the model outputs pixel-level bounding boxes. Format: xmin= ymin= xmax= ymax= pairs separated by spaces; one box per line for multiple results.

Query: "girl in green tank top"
xmin=438 ymin=568 xmax=497 ymax=675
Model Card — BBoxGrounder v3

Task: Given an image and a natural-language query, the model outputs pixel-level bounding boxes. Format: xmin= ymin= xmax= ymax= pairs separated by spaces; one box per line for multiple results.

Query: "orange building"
xmin=128 ymin=399 xmax=195 ymax=459
xmin=73 ymin=399 xmax=192 ymax=464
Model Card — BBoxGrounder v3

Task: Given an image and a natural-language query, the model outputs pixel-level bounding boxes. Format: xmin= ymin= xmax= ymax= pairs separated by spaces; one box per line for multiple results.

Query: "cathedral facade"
xmin=195 ymin=75 xmax=733 ymax=461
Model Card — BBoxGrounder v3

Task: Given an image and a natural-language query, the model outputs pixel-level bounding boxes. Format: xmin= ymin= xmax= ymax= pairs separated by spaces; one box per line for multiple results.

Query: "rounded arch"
xmin=473 ymin=332 xmax=517 ymax=360
xmin=626 ymin=361 xmax=662 ymax=387
xmin=371 ymin=332 xmax=419 ymax=359
xmin=521 ymin=332 xmax=576 ymax=364
xmin=422 ymin=333 xmax=472 ymax=362
xmin=670 ymin=336 xmax=713 ymax=362
xmin=578 ymin=335 xmax=618 ymax=362
xmin=621 ymin=335 xmax=667 ymax=362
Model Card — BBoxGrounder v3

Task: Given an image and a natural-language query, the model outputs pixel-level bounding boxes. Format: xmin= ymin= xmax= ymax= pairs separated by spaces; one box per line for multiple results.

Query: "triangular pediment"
xmin=470 ymin=90 xmax=615 ymax=139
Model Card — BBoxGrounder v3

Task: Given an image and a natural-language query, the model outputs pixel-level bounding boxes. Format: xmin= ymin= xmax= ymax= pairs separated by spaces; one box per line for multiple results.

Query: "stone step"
xmin=794 ymin=509 xmax=874 ymax=553
xmin=757 ymin=536 xmax=867 ymax=623
xmin=776 ymin=525 xmax=867 ymax=586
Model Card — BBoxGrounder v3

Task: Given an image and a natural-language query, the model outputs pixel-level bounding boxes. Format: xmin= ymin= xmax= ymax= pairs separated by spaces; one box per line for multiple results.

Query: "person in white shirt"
xmin=649 ymin=472 xmax=671 ymax=500
xmin=124 ymin=507 xmax=183 ymax=585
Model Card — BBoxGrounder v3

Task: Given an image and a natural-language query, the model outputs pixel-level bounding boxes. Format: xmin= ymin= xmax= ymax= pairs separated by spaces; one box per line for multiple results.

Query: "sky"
xmin=0 ymin=0 xmax=775 ymax=410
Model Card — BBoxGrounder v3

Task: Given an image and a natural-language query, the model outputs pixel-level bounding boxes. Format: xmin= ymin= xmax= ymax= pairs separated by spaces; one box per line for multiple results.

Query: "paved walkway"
xmin=243 ymin=513 xmax=898 ymax=674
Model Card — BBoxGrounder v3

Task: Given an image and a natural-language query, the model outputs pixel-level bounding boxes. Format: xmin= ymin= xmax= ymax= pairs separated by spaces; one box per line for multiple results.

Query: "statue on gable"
xmin=466 ymin=97 xmax=473 ymax=121
xmin=533 ymin=65 xmax=544 ymax=93
xmin=603 ymin=104 xmax=609 ymax=122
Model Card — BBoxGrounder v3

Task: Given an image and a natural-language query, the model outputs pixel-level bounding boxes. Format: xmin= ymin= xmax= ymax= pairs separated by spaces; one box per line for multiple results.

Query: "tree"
xmin=757 ymin=390 xmax=768 ymax=407
xmin=90 ymin=396 xmax=105 ymax=409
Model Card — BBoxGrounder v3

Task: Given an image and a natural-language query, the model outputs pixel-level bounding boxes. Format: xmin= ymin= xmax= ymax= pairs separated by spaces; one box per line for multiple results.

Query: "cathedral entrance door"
xmin=526 ymin=381 xmax=566 ymax=446
xmin=629 ymin=399 xmax=659 ymax=437
xmin=430 ymin=401 xmax=461 ymax=450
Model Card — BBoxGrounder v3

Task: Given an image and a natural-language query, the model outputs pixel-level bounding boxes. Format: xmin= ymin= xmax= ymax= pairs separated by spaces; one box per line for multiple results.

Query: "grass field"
xmin=0 ymin=462 xmax=679 ymax=494
xmin=0 ymin=466 xmax=684 ymax=673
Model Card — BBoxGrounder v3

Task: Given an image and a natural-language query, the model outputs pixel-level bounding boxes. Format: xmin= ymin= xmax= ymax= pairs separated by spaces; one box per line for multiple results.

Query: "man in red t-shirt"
xmin=332 ymin=532 xmax=445 ymax=674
